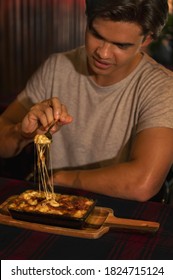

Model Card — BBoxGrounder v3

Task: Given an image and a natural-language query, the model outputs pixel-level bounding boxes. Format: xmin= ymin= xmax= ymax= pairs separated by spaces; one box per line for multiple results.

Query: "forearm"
xmin=0 ymin=120 xmax=33 ymax=158
xmin=53 ymin=162 xmax=163 ymax=201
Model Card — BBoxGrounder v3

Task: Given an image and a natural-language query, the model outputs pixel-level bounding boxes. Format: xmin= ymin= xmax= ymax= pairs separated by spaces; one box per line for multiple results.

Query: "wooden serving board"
xmin=0 ymin=196 xmax=159 ymax=239
xmin=85 ymin=207 xmax=160 ymax=232
xmin=0 ymin=212 xmax=111 ymax=239
xmin=0 ymin=196 xmax=109 ymax=239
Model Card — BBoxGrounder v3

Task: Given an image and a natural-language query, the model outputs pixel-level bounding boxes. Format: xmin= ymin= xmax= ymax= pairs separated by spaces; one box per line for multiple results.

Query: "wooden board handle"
xmin=105 ymin=214 xmax=160 ymax=232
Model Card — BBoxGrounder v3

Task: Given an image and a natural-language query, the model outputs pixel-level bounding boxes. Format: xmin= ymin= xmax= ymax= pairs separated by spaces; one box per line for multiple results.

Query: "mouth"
xmin=92 ymin=56 xmax=113 ymax=70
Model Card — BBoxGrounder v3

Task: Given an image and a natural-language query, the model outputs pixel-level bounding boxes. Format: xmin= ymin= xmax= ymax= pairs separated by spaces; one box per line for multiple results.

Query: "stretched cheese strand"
xmin=34 ymin=134 xmax=55 ymax=200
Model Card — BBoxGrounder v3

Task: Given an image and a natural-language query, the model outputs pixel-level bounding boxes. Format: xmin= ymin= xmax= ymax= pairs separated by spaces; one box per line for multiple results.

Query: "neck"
xmin=90 ymin=52 xmax=143 ymax=87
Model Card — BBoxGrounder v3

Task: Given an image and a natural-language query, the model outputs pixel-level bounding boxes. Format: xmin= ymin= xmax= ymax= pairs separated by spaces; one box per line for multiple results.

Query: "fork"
xmin=44 ymin=120 xmax=57 ymax=140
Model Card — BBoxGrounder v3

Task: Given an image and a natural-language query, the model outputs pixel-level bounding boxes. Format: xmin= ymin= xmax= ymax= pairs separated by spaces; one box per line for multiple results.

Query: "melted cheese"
xmin=34 ymin=134 xmax=54 ymax=200
xmin=34 ymin=134 xmax=52 ymax=145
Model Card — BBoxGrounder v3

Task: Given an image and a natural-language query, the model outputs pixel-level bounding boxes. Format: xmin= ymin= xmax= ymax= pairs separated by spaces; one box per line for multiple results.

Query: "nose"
xmin=96 ymin=41 xmax=112 ymax=59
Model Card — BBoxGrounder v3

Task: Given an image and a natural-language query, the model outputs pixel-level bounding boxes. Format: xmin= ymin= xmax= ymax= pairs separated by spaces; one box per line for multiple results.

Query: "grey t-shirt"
xmin=17 ymin=46 xmax=173 ymax=170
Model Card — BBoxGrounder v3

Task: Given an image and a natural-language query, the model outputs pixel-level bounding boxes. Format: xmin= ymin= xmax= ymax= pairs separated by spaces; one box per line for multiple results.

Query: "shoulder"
xmin=140 ymin=53 xmax=173 ymax=83
xmin=43 ymin=46 xmax=86 ymax=71
xmin=27 ymin=46 xmax=87 ymax=84
xmin=132 ymin=53 xmax=173 ymax=98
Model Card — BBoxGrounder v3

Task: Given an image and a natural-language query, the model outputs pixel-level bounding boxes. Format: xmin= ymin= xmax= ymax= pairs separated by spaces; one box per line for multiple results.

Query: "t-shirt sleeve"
xmin=136 ymin=78 xmax=173 ymax=132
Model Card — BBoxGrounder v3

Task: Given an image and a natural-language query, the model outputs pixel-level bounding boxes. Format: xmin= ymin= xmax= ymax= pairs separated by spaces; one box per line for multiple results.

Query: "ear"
xmin=142 ymin=35 xmax=153 ymax=48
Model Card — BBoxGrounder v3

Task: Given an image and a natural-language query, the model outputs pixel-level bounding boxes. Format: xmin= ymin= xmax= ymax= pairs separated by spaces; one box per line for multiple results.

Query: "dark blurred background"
xmin=0 ymin=0 xmax=172 ymax=180
xmin=0 ymin=0 xmax=86 ymax=109
xmin=149 ymin=11 xmax=173 ymax=70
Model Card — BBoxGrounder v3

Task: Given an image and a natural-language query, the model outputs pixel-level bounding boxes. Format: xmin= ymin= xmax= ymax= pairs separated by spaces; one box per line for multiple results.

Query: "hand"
xmin=21 ymin=97 xmax=73 ymax=138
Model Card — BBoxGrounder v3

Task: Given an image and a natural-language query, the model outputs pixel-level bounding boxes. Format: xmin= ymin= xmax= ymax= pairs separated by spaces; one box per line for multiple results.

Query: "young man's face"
xmin=85 ymin=18 xmax=151 ymax=85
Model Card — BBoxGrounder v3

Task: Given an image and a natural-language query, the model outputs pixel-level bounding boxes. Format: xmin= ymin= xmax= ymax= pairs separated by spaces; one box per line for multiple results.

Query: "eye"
xmin=89 ymin=28 xmax=103 ymax=40
xmin=114 ymin=43 xmax=132 ymax=50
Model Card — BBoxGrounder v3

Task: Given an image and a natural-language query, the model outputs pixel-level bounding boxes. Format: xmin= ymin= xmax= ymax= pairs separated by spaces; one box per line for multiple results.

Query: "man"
xmin=0 ymin=0 xmax=173 ymax=201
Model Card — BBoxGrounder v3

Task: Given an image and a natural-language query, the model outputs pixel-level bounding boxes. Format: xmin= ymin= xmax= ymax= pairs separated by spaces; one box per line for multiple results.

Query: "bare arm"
xmin=0 ymin=100 xmax=30 ymax=157
xmin=0 ymin=97 xmax=73 ymax=158
xmin=53 ymin=127 xmax=173 ymax=201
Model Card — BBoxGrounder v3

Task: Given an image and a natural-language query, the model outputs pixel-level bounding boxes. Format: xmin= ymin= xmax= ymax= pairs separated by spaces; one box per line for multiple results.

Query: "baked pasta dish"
xmin=8 ymin=190 xmax=95 ymax=219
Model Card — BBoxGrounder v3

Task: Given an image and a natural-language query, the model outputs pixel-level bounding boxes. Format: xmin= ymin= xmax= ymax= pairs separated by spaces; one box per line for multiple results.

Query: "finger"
xmin=59 ymin=104 xmax=73 ymax=124
xmin=30 ymin=105 xmax=53 ymax=130
xmin=35 ymin=99 xmax=58 ymax=128
xmin=40 ymin=98 xmax=72 ymax=124
xmin=49 ymin=97 xmax=62 ymax=120
xmin=43 ymin=106 xmax=55 ymax=127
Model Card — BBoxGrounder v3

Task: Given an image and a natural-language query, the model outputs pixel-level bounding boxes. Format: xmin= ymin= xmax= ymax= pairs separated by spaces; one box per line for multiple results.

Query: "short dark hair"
xmin=85 ymin=0 xmax=169 ymax=39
